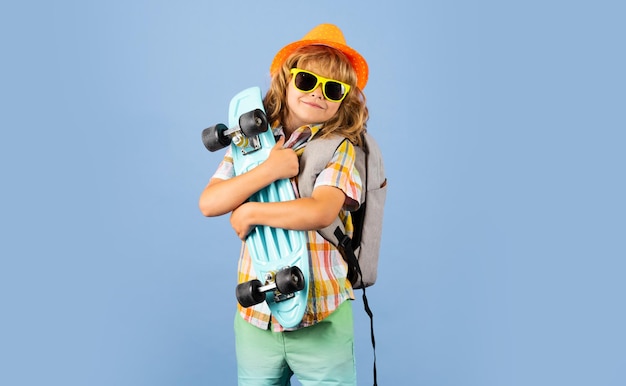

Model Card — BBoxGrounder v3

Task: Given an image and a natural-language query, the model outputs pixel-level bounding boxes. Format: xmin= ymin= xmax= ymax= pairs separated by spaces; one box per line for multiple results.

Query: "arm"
xmin=229 ymin=185 xmax=345 ymax=240
xmin=198 ymin=136 xmax=299 ymax=217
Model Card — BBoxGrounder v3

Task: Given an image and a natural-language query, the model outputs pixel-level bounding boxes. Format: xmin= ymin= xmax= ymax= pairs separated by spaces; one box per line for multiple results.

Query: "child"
xmin=199 ymin=23 xmax=369 ymax=386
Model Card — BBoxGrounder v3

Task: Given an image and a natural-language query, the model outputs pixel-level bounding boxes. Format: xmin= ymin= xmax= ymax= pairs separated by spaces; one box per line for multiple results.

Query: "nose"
xmin=309 ymin=84 xmax=324 ymax=99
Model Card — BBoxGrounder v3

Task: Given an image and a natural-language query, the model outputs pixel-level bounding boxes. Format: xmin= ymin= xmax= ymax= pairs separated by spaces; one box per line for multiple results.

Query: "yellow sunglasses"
xmin=289 ymin=68 xmax=351 ymax=102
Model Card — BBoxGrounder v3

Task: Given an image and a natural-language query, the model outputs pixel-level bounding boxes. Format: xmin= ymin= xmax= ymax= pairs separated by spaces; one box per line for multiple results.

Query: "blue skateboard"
xmin=202 ymin=87 xmax=309 ymax=328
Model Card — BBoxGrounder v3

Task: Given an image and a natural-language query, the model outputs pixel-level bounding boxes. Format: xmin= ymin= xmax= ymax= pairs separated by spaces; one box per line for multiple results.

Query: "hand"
xmin=264 ymin=136 xmax=299 ymax=180
xmin=230 ymin=202 xmax=255 ymax=240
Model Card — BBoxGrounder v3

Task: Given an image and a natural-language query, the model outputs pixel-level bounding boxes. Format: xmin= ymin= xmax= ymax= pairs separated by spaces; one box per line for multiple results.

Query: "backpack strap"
xmin=334 ymin=227 xmax=378 ymax=386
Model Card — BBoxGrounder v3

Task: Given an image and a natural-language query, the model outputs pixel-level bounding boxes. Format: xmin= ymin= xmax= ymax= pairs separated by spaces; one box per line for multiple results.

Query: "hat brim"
xmin=270 ymin=39 xmax=369 ymax=90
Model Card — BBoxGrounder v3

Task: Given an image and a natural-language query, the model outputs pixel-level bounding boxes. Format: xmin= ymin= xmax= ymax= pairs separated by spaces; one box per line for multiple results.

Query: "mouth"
xmin=302 ymin=100 xmax=323 ymax=109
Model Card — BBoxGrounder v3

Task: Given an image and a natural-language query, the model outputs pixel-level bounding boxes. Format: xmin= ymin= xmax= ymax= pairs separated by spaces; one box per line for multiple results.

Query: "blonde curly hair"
xmin=263 ymin=45 xmax=369 ymax=146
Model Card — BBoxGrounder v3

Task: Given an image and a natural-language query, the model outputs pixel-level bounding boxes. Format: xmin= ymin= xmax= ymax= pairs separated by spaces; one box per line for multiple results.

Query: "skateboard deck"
xmin=202 ymin=87 xmax=309 ymax=328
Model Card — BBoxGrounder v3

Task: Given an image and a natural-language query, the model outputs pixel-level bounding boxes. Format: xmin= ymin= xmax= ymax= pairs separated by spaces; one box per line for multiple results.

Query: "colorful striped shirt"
xmin=211 ymin=124 xmax=362 ymax=331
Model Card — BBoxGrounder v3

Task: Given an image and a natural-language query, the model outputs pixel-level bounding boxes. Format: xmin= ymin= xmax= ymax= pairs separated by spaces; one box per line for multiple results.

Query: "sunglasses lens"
xmin=294 ymin=71 xmax=318 ymax=92
xmin=324 ymin=82 xmax=346 ymax=101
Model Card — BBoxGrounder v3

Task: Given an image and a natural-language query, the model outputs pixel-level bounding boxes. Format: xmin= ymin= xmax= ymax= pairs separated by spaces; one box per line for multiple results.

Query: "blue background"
xmin=2 ymin=1 xmax=624 ymax=385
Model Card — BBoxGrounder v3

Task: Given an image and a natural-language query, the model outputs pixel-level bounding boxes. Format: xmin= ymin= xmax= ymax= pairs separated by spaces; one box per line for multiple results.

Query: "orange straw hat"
xmin=270 ymin=23 xmax=369 ymax=90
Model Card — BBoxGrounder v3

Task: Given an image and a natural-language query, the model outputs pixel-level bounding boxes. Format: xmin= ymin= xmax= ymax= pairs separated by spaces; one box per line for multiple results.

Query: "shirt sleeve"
xmin=211 ymin=146 xmax=235 ymax=180
xmin=313 ymin=139 xmax=362 ymax=210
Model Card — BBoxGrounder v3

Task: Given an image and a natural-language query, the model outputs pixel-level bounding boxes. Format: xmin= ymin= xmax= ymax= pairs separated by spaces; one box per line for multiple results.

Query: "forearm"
xmin=231 ymin=186 xmax=345 ymax=237
xmin=246 ymin=199 xmax=333 ymax=230
xmin=198 ymin=164 xmax=277 ymax=217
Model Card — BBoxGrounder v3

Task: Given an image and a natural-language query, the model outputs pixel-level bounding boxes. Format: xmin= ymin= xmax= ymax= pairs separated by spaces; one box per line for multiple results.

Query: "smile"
xmin=302 ymin=100 xmax=323 ymax=109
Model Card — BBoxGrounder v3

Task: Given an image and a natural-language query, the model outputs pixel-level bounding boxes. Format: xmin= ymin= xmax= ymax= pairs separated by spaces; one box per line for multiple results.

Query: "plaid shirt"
xmin=211 ymin=125 xmax=362 ymax=331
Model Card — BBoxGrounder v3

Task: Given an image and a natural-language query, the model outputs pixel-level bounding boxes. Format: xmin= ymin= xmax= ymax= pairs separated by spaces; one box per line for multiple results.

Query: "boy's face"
xmin=284 ymin=64 xmax=342 ymax=131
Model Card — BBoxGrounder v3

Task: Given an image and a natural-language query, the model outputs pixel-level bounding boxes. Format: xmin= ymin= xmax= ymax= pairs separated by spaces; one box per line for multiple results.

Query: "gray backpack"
xmin=298 ymin=133 xmax=387 ymax=289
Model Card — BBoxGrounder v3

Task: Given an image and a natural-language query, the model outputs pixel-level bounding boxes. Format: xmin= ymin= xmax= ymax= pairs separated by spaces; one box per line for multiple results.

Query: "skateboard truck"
xmin=202 ymin=109 xmax=268 ymax=155
xmin=235 ymin=266 xmax=306 ymax=308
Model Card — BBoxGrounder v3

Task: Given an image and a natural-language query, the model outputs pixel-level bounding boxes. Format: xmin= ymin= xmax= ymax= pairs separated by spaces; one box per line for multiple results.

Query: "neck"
xmin=282 ymin=126 xmax=295 ymax=138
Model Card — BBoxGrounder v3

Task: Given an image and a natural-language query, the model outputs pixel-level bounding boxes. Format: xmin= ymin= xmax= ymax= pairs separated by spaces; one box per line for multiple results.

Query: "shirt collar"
xmin=273 ymin=124 xmax=323 ymax=154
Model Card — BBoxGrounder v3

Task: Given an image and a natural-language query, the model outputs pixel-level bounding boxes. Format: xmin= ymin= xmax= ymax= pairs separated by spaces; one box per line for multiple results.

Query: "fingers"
xmin=266 ymin=136 xmax=298 ymax=180
xmin=230 ymin=204 xmax=254 ymax=240
xmin=234 ymin=222 xmax=253 ymax=240
xmin=236 ymin=228 xmax=249 ymax=241
xmin=274 ymin=135 xmax=285 ymax=148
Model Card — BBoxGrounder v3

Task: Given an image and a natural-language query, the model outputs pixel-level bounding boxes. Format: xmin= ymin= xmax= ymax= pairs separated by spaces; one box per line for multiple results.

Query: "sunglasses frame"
xmin=289 ymin=68 xmax=351 ymax=102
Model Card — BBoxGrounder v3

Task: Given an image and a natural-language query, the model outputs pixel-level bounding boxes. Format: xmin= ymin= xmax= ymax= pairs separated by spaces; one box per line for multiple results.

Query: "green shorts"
xmin=234 ymin=300 xmax=356 ymax=386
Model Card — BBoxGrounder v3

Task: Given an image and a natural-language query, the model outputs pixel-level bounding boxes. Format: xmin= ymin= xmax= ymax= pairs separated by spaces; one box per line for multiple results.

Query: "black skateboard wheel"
xmin=202 ymin=123 xmax=231 ymax=152
xmin=239 ymin=109 xmax=268 ymax=138
xmin=236 ymin=279 xmax=265 ymax=308
xmin=275 ymin=266 xmax=305 ymax=294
